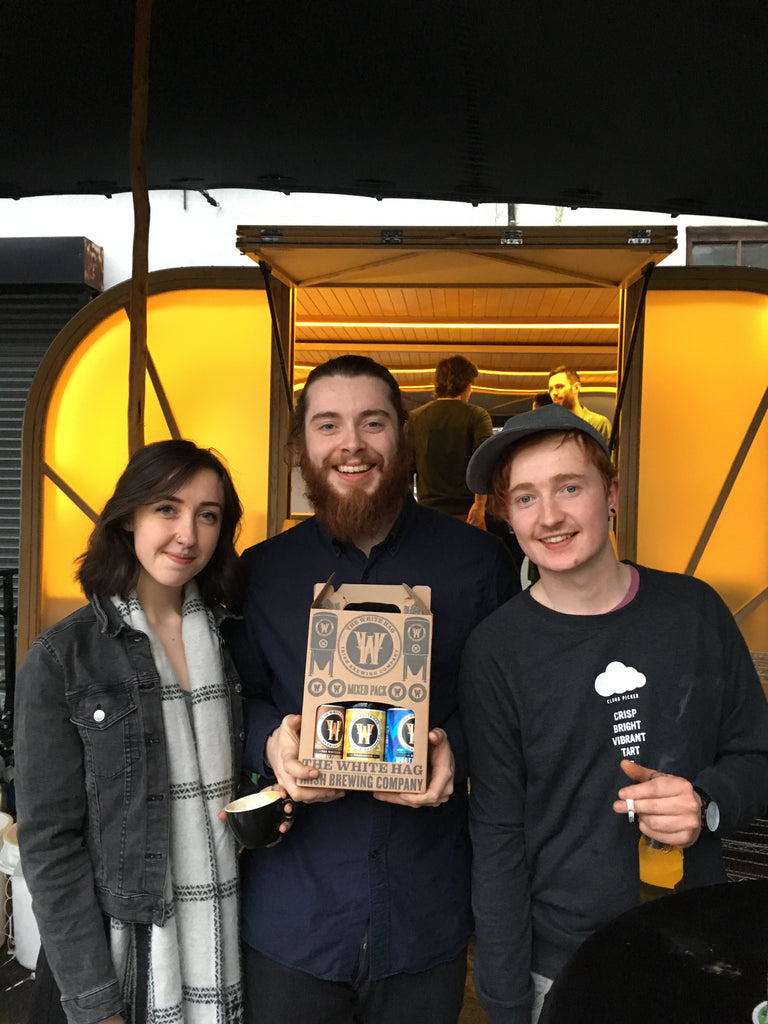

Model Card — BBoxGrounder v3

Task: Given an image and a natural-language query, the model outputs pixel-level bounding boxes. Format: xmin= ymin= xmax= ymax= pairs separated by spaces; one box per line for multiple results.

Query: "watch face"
xmin=706 ymin=800 xmax=720 ymax=831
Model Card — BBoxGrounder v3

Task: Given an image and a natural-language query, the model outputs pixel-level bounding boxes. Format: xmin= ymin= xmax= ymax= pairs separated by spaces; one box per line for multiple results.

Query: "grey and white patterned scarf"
xmin=110 ymin=582 xmax=242 ymax=1024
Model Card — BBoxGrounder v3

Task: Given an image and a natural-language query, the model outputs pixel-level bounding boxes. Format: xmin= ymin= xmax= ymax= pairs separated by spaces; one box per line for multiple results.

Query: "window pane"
xmin=741 ymin=243 xmax=768 ymax=269
xmin=690 ymin=242 xmax=738 ymax=266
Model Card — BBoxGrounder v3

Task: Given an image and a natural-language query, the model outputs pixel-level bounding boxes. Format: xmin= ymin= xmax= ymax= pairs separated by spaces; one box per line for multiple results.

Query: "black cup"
xmin=224 ymin=790 xmax=294 ymax=849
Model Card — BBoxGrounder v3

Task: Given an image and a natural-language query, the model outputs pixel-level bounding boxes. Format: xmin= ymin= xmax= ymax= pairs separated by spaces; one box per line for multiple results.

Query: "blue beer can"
xmin=385 ymin=707 xmax=415 ymax=763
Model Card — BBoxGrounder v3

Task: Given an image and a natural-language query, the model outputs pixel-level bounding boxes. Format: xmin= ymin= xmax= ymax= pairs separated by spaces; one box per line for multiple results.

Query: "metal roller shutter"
xmin=0 ymin=284 xmax=96 ymax=708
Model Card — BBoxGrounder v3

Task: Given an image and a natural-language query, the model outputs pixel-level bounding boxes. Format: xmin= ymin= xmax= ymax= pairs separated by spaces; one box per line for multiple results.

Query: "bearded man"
xmin=547 ymin=365 xmax=611 ymax=443
xmin=228 ymin=355 xmax=518 ymax=1024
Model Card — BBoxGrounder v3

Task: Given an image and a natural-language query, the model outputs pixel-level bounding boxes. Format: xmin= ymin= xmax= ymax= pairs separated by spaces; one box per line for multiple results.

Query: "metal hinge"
xmin=627 ymin=229 xmax=651 ymax=245
xmin=260 ymin=228 xmax=283 ymax=243
xmin=381 ymin=229 xmax=403 ymax=244
xmin=501 ymin=229 xmax=524 ymax=245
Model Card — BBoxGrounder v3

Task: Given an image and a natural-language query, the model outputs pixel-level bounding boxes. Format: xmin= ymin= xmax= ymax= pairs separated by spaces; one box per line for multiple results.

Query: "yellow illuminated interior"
xmin=293 ymin=365 xmax=617 ymax=398
xmin=295 ymin=364 xmax=614 ymax=379
xmin=638 ymin=289 xmax=768 ymax=649
xmin=295 ymin=363 xmax=616 ymax=384
xmin=295 ymin=320 xmax=618 ymax=330
xmin=294 ymin=364 xmax=608 ymax=378
xmin=32 ymin=273 xmax=766 ymax=653
xmin=40 ymin=287 xmax=273 ymax=629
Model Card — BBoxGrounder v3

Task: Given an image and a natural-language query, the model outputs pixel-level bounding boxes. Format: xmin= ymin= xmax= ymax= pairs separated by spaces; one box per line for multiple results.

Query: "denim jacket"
xmin=14 ymin=595 xmax=243 ymax=1024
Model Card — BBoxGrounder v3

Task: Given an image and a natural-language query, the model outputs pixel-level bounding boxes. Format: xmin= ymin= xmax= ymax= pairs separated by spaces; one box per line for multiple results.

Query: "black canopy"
xmin=3 ymin=1 xmax=768 ymax=219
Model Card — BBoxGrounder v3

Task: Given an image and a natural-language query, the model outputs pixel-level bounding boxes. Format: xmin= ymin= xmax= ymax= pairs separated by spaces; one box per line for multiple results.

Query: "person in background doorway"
xmin=228 ymin=355 xmax=519 ymax=1024
xmin=409 ymin=355 xmax=493 ymax=528
xmin=15 ymin=440 xmax=251 ymax=1024
xmin=547 ymin=365 xmax=611 ymax=442
xmin=459 ymin=404 xmax=768 ymax=1023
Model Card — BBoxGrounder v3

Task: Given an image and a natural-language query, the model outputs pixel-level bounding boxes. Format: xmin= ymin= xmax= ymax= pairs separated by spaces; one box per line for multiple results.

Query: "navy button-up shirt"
xmin=228 ymin=496 xmax=519 ymax=981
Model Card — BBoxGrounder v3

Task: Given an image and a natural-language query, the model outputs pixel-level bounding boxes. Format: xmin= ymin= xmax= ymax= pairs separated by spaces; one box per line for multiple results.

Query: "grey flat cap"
xmin=466 ymin=404 xmax=610 ymax=494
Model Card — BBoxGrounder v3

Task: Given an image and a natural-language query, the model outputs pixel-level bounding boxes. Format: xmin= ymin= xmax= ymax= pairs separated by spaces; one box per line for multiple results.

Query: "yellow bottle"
xmin=638 ymin=835 xmax=683 ymax=902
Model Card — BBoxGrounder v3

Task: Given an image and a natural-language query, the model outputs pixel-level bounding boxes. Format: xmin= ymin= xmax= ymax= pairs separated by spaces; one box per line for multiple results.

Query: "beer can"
xmin=385 ymin=707 xmax=415 ymax=763
xmin=343 ymin=705 xmax=386 ymax=761
xmin=314 ymin=704 xmax=346 ymax=759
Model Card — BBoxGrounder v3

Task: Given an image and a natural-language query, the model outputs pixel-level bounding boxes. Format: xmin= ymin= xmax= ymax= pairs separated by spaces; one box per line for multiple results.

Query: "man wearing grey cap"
xmin=459 ymin=404 xmax=768 ymax=1024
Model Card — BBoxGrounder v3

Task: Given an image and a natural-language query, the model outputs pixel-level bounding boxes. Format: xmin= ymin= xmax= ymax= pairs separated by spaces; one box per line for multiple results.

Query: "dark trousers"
xmin=28 ymin=946 xmax=68 ymax=1024
xmin=243 ymin=942 xmax=467 ymax=1024
xmin=29 ymin=928 xmax=148 ymax=1024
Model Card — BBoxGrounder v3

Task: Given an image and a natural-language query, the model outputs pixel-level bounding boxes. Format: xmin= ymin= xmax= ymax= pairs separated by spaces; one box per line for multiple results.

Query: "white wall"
xmin=1 ymin=189 xmax=766 ymax=290
xmin=0 ymin=190 xmax=511 ymax=290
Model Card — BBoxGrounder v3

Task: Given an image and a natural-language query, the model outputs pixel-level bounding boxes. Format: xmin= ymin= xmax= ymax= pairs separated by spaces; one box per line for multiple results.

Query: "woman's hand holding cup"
xmin=223 ymin=786 xmax=295 ymax=848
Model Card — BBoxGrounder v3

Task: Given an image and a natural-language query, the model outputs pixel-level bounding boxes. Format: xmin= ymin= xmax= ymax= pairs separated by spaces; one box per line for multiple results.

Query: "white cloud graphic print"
xmin=594 ymin=661 xmax=646 ymax=697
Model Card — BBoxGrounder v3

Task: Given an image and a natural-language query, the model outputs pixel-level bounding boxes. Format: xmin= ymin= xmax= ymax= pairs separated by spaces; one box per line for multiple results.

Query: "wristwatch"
xmin=694 ymin=787 xmax=720 ymax=832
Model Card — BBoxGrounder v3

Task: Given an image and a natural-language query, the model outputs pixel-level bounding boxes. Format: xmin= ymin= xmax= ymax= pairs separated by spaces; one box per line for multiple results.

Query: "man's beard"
xmin=561 ymin=390 xmax=577 ymax=412
xmin=299 ymin=439 xmax=411 ymax=546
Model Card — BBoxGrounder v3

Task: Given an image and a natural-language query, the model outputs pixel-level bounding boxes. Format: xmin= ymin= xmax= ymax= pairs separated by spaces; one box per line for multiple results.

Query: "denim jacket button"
xmin=93 ymin=708 xmax=105 ymax=723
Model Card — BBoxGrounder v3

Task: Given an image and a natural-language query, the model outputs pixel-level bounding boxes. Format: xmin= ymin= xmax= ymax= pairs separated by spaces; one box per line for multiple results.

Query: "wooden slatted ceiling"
xmin=239 ymin=226 xmax=678 ymax=411
xmin=293 ymin=283 xmax=620 ymax=402
xmin=297 ymin=285 xmax=619 ymax=321
xmin=294 ymin=328 xmax=618 ymax=345
xmin=293 ymin=349 xmax=618 ymax=396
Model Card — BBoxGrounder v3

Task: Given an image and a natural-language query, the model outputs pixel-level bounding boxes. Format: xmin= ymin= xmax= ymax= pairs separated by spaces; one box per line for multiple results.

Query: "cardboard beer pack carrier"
xmin=298 ymin=577 xmax=432 ymax=793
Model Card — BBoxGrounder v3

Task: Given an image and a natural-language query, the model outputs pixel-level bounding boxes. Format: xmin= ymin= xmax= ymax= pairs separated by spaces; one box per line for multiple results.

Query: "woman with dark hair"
xmin=14 ymin=440 xmax=249 ymax=1024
